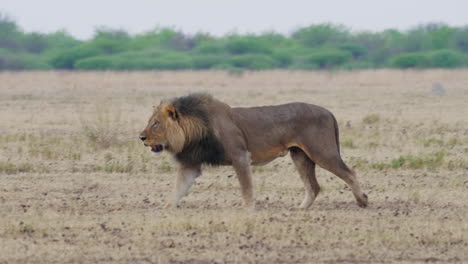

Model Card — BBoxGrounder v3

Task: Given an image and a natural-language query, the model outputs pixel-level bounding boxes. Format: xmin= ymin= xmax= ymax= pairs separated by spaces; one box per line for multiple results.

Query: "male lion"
xmin=140 ymin=94 xmax=368 ymax=209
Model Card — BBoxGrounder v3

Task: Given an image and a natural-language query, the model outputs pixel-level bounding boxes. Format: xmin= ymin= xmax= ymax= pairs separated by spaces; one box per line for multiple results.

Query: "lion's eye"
xmin=152 ymin=121 xmax=159 ymax=127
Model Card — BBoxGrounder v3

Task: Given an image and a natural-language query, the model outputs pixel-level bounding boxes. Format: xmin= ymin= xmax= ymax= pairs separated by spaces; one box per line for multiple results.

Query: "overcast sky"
xmin=2 ymin=0 xmax=468 ymax=39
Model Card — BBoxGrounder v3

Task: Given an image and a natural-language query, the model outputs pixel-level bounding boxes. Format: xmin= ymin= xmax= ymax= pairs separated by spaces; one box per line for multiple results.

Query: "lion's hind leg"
xmin=329 ymin=162 xmax=368 ymax=208
xmin=290 ymin=147 xmax=320 ymax=209
xmin=298 ymin=142 xmax=368 ymax=208
xmin=315 ymin=157 xmax=368 ymax=208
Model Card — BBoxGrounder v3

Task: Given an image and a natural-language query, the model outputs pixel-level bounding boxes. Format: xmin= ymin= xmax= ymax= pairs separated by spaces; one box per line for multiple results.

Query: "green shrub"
xmin=193 ymin=42 xmax=224 ymax=54
xmin=50 ymin=45 xmax=101 ymax=69
xmin=44 ymin=31 xmax=82 ymax=51
xmin=17 ymin=54 xmax=51 ymax=69
xmin=228 ymin=54 xmax=276 ymax=70
xmin=115 ymin=53 xmax=193 ymax=70
xmin=272 ymin=51 xmax=294 ymax=68
xmin=74 ymin=50 xmax=195 ymax=70
xmin=211 ymin=63 xmax=239 ymax=71
xmin=192 ymin=55 xmax=225 ymax=69
xmin=74 ymin=56 xmax=114 ymax=70
xmin=429 ymin=49 xmax=463 ymax=68
xmin=22 ymin=33 xmax=49 ymax=53
xmin=3 ymin=14 xmax=468 ymax=71
xmin=293 ymin=24 xmax=350 ymax=47
xmin=89 ymin=38 xmax=128 ymax=54
xmin=429 ymin=26 xmax=456 ymax=50
xmin=390 ymin=53 xmax=431 ymax=68
xmin=0 ymin=53 xmax=51 ymax=70
xmin=339 ymin=43 xmax=366 ymax=58
xmin=307 ymin=49 xmax=352 ymax=69
xmin=453 ymin=26 xmax=468 ymax=53
xmin=340 ymin=61 xmax=375 ymax=70
xmin=152 ymin=54 xmax=193 ymax=69
xmin=0 ymin=53 xmax=25 ymax=69
xmin=225 ymin=38 xmax=272 ymax=55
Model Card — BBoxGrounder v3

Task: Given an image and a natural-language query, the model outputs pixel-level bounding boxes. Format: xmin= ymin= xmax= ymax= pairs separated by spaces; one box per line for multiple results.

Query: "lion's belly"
xmin=249 ymin=146 xmax=289 ymax=166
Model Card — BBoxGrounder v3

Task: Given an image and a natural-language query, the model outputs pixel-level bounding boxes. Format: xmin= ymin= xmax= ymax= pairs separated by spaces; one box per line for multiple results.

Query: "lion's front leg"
xmin=165 ymin=165 xmax=201 ymax=208
xmin=232 ymin=152 xmax=255 ymax=209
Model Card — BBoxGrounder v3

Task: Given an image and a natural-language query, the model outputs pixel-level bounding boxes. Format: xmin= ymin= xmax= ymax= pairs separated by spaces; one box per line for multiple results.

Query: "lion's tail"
xmin=332 ymin=114 xmax=340 ymax=154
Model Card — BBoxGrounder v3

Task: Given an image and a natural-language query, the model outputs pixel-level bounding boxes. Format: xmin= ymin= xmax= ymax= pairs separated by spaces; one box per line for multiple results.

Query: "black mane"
xmin=172 ymin=94 xmax=210 ymax=125
xmin=175 ymin=134 xmax=225 ymax=166
xmin=171 ymin=94 xmax=225 ymax=167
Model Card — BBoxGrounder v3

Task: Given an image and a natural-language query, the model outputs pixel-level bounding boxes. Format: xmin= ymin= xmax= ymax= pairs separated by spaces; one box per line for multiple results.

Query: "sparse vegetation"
xmin=0 ymin=161 xmax=34 ymax=174
xmin=369 ymin=162 xmax=391 ymax=170
xmin=421 ymin=137 xmax=444 ymax=147
xmin=80 ymin=102 xmax=127 ymax=149
xmin=103 ymin=160 xmax=134 ymax=173
xmin=0 ymin=70 xmax=467 ymax=263
xmin=341 ymin=138 xmax=356 ymax=149
xmin=391 ymin=151 xmax=445 ymax=169
xmin=158 ymin=160 xmax=173 ymax=173
xmin=367 ymin=142 xmax=379 ymax=149
xmin=363 ymin=114 xmax=380 ymax=124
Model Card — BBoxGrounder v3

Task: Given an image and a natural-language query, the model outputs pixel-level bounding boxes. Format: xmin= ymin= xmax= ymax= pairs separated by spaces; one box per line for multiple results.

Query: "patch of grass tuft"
xmin=0 ymin=161 xmax=34 ymax=174
xmin=390 ymin=151 xmax=445 ymax=169
xmin=363 ymin=114 xmax=380 ymax=124
xmin=80 ymin=102 xmax=127 ymax=149
xmin=370 ymin=162 xmax=391 ymax=170
xmin=68 ymin=152 xmax=81 ymax=161
xmin=103 ymin=160 xmax=133 ymax=173
xmin=367 ymin=142 xmax=379 ymax=149
xmin=421 ymin=138 xmax=444 ymax=147
xmin=342 ymin=139 xmax=356 ymax=149
xmin=350 ymin=157 xmax=367 ymax=170
xmin=446 ymin=137 xmax=460 ymax=148
xmin=252 ymin=166 xmax=265 ymax=173
xmin=19 ymin=224 xmax=35 ymax=235
xmin=158 ymin=161 xmax=172 ymax=173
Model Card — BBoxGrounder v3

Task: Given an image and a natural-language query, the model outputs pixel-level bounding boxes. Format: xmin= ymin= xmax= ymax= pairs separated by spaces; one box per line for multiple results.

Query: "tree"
xmin=292 ymin=24 xmax=350 ymax=47
xmin=453 ymin=26 xmax=468 ymax=52
xmin=0 ymin=13 xmax=21 ymax=51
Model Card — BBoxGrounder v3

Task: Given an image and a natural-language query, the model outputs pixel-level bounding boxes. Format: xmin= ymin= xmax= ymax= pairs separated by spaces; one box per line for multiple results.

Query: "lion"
xmin=139 ymin=94 xmax=368 ymax=209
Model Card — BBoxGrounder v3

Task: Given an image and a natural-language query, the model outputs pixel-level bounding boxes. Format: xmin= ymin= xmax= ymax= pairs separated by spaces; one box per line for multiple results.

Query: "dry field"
xmin=0 ymin=70 xmax=467 ymax=263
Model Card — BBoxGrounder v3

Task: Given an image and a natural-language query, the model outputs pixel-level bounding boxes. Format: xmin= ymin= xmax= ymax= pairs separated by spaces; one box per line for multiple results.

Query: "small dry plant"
xmin=363 ymin=113 xmax=380 ymax=124
xmin=80 ymin=101 xmax=127 ymax=149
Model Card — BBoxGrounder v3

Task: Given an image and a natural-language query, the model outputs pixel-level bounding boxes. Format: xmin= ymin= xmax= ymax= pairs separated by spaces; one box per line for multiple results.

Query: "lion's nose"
xmin=139 ymin=136 xmax=147 ymax=141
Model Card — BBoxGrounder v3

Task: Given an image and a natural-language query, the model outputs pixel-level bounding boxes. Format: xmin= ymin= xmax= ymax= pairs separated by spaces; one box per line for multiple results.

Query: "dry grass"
xmin=80 ymin=100 xmax=128 ymax=149
xmin=0 ymin=70 xmax=467 ymax=263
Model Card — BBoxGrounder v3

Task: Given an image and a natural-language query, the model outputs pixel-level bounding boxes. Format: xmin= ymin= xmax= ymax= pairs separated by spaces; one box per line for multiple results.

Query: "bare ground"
xmin=0 ymin=70 xmax=467 ymax=263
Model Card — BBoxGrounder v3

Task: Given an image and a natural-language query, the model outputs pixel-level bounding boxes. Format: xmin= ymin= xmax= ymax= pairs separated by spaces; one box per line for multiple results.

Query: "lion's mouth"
xmin=151 ymin=144 xmax=164 ymax=153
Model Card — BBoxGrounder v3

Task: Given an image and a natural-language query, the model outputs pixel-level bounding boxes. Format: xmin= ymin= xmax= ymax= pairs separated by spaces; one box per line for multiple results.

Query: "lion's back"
xmin=232 ymin=102 xmax=332 ymax=129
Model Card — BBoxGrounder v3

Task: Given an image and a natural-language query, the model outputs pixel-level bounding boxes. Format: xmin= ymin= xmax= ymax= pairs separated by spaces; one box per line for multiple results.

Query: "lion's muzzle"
xmin=151 ymin=145 xmax=164 ymax=153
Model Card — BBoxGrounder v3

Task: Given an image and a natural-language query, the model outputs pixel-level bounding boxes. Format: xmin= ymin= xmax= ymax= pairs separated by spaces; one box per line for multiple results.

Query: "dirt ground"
xmin=0 ymin=70 xmax=467 ymax=263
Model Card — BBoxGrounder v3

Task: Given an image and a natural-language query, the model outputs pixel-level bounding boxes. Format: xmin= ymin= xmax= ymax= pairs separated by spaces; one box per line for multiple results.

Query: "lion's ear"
xmin=164 ymin=105 xmax=178 ymax=120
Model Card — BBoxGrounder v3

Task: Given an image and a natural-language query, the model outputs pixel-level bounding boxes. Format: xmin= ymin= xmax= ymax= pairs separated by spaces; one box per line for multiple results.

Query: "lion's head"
xmin=139 ymin=95 xmax=210 ymax=154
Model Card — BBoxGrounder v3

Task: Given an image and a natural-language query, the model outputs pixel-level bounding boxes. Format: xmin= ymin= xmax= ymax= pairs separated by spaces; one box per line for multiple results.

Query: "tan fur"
xmin=140 ymin=94 xmax=368 ymax=209
xmin=178 ymin=116 xmax=207 ymax=144
xmin=163 ymin=117 xmax=185 ymax=153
